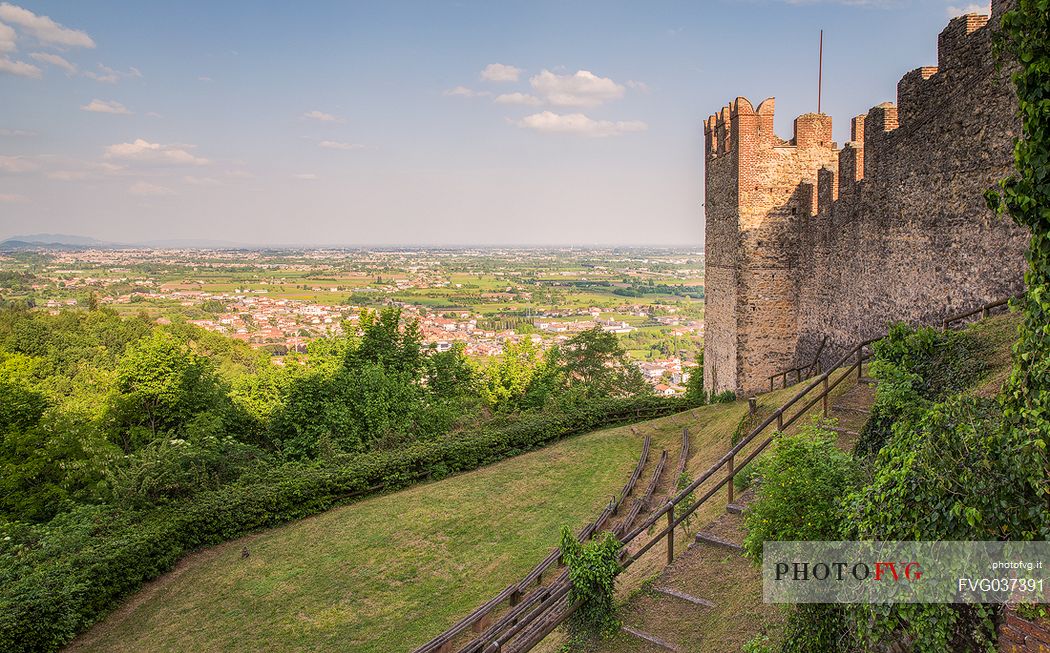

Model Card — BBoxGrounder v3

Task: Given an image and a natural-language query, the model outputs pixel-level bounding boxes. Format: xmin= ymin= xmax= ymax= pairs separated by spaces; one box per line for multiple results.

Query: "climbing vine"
xmin=559 ymin=525 xmax=622 ymax=639
xmin=986 ymin=0 xmax=1050 ymax=459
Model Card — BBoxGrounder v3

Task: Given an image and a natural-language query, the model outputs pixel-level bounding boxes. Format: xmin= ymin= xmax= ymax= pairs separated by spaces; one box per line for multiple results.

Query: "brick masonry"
xmin=702 ymin=0 xmax=1029 ymax=396
xmin=1000 ymin=609 xmax=1050 ymax=653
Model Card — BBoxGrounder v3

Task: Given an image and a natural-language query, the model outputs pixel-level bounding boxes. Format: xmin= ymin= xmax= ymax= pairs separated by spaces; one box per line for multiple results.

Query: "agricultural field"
xmin=0 ymin=246 xmax=705 ymax=390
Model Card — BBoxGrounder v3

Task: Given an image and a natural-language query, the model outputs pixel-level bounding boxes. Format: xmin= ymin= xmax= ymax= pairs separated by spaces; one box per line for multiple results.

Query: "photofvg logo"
xmin=763 ymin=541 xmax=1050 ymax=604
xmin=774 ymin=560 xmax=923 ymax=583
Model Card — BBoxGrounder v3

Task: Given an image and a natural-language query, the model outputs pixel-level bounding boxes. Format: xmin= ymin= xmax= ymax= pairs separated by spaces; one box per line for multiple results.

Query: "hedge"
xmin=0 ymin=394 xmax=691 ymax=653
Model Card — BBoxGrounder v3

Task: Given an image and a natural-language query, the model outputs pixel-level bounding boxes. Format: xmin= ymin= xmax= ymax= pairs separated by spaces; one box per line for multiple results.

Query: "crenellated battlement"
xmin=702 ymin=0 xmax=1028 ymax=396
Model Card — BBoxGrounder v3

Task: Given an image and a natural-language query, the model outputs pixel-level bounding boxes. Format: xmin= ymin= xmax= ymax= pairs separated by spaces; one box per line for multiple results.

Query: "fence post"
xmin=982 ymin=306 xmax=990 ymax=319
xmin=769 ymin=376 xmax=774 ymax=393
xmin=727 ymin=452 xmax=735 ymax=505
xmin=748 ymin=397 xmax=757 ymax=417
xmin=822 ymin=376 xmax=829 ymax=417
xmin=856 ymin=347 xmax=863 ymax=380
xmin=776 ymin=411 xmax=784 ymax=432
xmin=666 ymin=504 xmax=674 ymax=565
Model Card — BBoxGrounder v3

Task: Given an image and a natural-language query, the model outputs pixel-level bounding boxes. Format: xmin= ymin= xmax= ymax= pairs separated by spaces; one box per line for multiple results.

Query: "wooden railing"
xmin=942 ymin=294 xmax=1019 ymax=328
xmin=444 ymin=295 xmax=1019 ymax=652
xmin=767 ymin=335 xmax=827 ymax=392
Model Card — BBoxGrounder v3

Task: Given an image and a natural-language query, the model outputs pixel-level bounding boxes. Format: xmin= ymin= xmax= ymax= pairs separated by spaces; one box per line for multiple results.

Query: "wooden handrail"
xmin=941 ymin=294 xmax=1020 ymax=328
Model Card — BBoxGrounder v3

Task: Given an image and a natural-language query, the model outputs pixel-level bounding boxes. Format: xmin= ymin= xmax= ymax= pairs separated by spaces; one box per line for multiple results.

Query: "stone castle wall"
xmin=702 ymin=0 xmax=1029 ymax=396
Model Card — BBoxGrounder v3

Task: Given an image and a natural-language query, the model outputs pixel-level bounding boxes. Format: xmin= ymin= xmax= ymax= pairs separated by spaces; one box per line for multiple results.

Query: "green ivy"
xmin=560 ymin=525 xmax=622 ymax=639
xmin=986 ymin=0 xmax=1050 ymax=457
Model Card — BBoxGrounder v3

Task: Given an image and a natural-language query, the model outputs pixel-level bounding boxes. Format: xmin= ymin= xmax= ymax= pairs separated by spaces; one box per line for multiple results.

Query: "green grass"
xmin=64 ymin=357 xmax=851 ymax=653
xmin=66 ymin=417 xmax=680 ymax=653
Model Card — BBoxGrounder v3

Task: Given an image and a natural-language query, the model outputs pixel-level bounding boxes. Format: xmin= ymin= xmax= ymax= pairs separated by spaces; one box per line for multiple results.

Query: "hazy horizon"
xmin=1 ymin=0 xmax=989 ymax=246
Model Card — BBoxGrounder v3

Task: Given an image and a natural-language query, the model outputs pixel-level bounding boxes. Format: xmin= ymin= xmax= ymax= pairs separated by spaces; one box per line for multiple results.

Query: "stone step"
xmin=832 ymin=405 xmax=870 ymax=416
xmin=622 ymin=625 xmax=679 ymax=652
xmin=694 ymin=532 xmax=744 ymax=552
xmin=653 ymin=586 xmax=715 ymax=608
xmin=726 ymin=502 xmax=746 ymax=515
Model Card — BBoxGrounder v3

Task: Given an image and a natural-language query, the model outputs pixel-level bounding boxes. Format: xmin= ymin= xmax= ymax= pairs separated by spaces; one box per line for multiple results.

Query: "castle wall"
xmin=703 ymin=1 xmax=1029 ymax=396
xmin=702 ymin=108 xmax=741 ymax=393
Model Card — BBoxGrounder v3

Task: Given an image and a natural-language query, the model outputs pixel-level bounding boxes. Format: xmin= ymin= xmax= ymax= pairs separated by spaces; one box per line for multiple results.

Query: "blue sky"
xmin=0 ymin=0 xmax=989 ymax=246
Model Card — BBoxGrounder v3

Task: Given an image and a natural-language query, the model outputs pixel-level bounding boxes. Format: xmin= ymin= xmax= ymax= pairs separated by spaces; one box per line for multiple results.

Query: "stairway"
xmin=605 ymin=375 xmax=878 ymax=653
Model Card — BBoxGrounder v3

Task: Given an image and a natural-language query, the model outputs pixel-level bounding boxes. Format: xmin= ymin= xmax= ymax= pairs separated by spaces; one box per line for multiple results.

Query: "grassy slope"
xmin=65 ymin=404 xmax=752 ymax=653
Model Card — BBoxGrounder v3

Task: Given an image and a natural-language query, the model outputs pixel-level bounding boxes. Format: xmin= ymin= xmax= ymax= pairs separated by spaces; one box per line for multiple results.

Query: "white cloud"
xmin=303 ymin=110 xmax=343 ymax=122
xmin=319 ymin=140 xmax=364 ymax=150
xmin=946 ymin=2 xmax=988 ymax=17
xmin=44 ymin=159 xmax=123 ymax=181
xmin=480 ymin=63 xmax=522 ymax=82
xmin=0 ymin=3 xmax=94 ymax=48
xmin=84 ymin=63 xmax=141 ymax=84
xmin=626 ymin=80 xmax=650 ymax=93
xmin=529 ymin=70 xmax=625 ymax=107
xmin=293 ymin=173 xmax=318 ymax=180
xmin=0 ymin=21 xmax=15 ymax=52
xmin=515 ymin=111 xmax=648 ymax=138
xmin=105 ymin=139 xmax=210 ymax=166
xmin=29 ymin=51 xmax=75 ymax=74
xmin=0 ymin=192 xmax=27 ymax=202
xmin=443 ymin=85 xmax=489 ymax=98
xmin=0 ymin=154 xmax=39 ymax=172
xmin=183 ymin=175 xmax=222 ymax=186
xmin=0 ymin=55 xmax=39 ymax=78
xmin=129 ymin=181 xmax=174 ymax=196
xmin=81 ymin=98 xmax=131 ymax=115
xmin=494 ymin=92 xmax=542 ymax=106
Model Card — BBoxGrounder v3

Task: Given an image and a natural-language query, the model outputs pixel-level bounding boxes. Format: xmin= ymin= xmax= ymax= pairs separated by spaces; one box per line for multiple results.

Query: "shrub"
xmin=742 ymin=422 xmax=858 ymax=562
xmin=560 ymin=526 xmax=622 ymax=638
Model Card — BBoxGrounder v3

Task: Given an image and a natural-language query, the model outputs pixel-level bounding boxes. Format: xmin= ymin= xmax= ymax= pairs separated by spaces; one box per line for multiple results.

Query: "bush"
xmin=561 ymin=526 xmax=622 ymax=638
xmin=0 ymin=394 xmax=688 ymax=653
xmin=855 ymin=323 xmax=987 ymax=457
xmin=742 ymin=421 xmax=858 ymax=562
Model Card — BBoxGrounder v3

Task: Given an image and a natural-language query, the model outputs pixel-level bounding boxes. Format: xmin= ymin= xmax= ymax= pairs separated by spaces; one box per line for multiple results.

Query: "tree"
xmin=348 ymin=307 xmax=423 ymax=378
xmin=425 ymin=343 xmax=476 ymax=401
xmin=560 ymin=328 xmax=648 ymax=399
xmin=478 ymin=338 xmax=543 ymax=412
xmin=107 ymin=331 xmax=225 ymax=452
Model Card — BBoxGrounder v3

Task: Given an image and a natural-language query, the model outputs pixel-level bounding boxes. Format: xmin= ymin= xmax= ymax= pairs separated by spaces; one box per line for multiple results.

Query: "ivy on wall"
xmin=987 ymin=0 xmax=1050 ymax=459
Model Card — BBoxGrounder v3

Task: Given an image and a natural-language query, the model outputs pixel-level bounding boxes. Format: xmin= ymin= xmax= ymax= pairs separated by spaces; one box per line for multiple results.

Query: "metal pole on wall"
xmin=818 ymin=29 xmax=824 ymax=114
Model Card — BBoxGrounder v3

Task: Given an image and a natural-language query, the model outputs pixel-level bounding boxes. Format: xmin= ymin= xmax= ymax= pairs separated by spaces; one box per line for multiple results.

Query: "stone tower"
xmin=702 ymin=0 xmax=1028 ymax=397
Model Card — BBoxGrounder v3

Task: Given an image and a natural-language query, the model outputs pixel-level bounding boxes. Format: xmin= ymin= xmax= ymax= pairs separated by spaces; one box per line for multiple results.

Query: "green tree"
xmin=560 ymin=328 xmax=648 ymax=400
xmin=478 ymin=338 xmax=543 ymax=412
xmin=425 ymin=342 xmax=476 ymax=401
xmin=107 ymin=331 xmax=225 ymax=452
xmin=348 ymin=307 xmax=422 ymax=378
xmin=742 ymin=422 xmax=858 ymax=561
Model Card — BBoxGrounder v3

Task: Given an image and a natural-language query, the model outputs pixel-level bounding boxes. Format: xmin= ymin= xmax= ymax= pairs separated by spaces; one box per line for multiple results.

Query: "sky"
xmin=0 ymin=0 xmax=990 ymax=246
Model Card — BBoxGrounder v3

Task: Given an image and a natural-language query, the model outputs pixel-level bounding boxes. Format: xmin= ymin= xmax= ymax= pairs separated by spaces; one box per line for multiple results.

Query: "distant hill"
xmin=1 ymin=233 xmax=114 ymax=247
xmin=0 ymin=234 xmax=253 ymax=249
